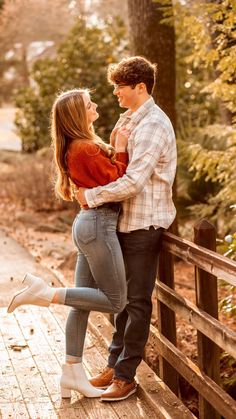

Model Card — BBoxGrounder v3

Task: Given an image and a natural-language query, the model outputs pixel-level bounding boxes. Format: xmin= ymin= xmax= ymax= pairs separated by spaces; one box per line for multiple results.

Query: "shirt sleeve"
xmin=85 ymin=121 xmax=173 ymax=207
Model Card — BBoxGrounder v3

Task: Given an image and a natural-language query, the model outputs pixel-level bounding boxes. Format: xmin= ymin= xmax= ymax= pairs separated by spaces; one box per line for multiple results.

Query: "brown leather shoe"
xmin=101 ymin=378 xmax=137 ymax=402
xmin=89 ymin=366 xmax=114 ymax=389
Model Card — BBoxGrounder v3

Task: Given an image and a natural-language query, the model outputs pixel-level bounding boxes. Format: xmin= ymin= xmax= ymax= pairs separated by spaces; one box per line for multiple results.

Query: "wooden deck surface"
xmin=0 ymin=305 xmax=157 ymax=418
xmin=0 ymin=304 xmax=194 ymax=418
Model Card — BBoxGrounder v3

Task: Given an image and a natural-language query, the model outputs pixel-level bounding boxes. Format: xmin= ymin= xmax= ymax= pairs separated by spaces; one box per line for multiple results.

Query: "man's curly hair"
xmin=107 ymin=56 xmax=157 ymax=95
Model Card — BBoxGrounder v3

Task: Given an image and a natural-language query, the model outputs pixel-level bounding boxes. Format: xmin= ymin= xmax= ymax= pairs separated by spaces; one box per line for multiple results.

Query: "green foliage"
xmin=15 ymin=88 xmax=52 ymax=151
xmin=15 ymin=17 xmax=128 ymax=152
xmin=219 ymin=231 xmax=236 ymax=259
xmin=219 ymin=287 xmax=236 ymax=316
xmin=172 ymin=0 xmax=236 ymax=232
xmin=217 ymin=232 xmax=236 ymax=317
xmin=178 ymin=124 xmax=236 ymax=229
xmin=220 ymin=353 xmax=236 ymax=398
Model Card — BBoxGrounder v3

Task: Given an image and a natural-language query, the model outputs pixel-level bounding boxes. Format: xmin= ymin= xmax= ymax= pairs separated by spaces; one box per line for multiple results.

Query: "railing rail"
xmin=162 ymin=232 xmax=236 ymax=287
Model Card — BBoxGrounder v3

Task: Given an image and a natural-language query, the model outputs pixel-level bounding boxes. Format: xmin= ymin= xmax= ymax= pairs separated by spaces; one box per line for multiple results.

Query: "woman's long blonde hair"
xmin=51 ymin=88 xmax=115 ymax=201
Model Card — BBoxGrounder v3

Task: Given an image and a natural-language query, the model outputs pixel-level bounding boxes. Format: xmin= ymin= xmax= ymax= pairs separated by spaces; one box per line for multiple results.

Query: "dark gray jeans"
xmin=108 ymin=226 xmax=163 ymax=382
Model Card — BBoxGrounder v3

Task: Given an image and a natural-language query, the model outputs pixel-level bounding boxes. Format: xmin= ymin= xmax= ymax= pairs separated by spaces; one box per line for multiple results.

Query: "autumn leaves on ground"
xmin=0 ymin=149 xmax=235 ymax=415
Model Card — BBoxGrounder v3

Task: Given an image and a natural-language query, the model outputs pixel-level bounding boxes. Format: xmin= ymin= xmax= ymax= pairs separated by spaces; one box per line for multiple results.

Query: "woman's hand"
xmin=74 ymin=187 xmax=88 ymax=207
xmin=115 ymin=127 xmax=130 ymax=152
xmin=110 ymin=127 xmax=119 ymax=147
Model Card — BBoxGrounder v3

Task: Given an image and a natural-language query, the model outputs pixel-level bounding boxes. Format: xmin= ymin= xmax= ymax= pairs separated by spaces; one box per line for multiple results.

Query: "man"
xmin=76 ymin=56 xmax=177 ymax=402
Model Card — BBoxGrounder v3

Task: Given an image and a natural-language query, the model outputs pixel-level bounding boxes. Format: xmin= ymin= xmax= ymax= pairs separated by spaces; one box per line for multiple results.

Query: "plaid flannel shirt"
xmin=85 ymin=97 xmax=177 ymax=232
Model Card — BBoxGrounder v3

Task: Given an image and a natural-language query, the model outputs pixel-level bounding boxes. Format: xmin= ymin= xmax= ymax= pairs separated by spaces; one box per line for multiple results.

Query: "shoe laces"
xmin=112 ymin=378 xmax=126 ymax=388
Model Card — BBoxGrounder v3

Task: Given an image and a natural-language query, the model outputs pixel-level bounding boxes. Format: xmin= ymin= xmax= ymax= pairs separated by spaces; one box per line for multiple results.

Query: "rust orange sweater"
xmin=66 ymin=140 xmax=128 ymax=189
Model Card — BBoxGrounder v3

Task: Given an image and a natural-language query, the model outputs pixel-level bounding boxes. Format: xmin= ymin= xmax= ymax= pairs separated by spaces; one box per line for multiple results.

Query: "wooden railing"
xmin=152 ymin=219 xmax=236 ymax=419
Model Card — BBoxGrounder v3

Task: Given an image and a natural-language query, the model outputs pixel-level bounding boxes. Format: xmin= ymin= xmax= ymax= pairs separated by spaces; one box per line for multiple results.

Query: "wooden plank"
xmin=14 ymin=307 xmax=63 ymax=397
xmin=157 ymin=248 xmax=179 ymax=395
xmin=1 ymin=310 xmax=58 ymax=417
xmin=155 ymin=280 xmax=236 ymax=359
xmin=194 ymin=220 xmax=221 ymax=419
xmin=150 ymin=326 xmax=236 ymax=419
xmin=0 ymin=335 xmax=23 ymax=404
xmin=162 ymin=232 xmax=236 ymax=287
xmin=0 ymin=311 xmax=35 ymax=401
xmin=136 ymin=362 xmax=195 ymax=418
xmin=56 ymin=401 xmax=87 ymax=419
xmin=26 ymin=400 xmax=58 ymax=419
xmin=0 ymin=402 xmax=29 ymax=419
xmin=0 ymin=330 xmax=29 ymax=418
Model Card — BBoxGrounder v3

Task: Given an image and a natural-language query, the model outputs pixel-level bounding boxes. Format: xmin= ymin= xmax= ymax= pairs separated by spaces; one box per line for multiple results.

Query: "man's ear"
xmin=138 ymin=83 xmax=147 ymax=94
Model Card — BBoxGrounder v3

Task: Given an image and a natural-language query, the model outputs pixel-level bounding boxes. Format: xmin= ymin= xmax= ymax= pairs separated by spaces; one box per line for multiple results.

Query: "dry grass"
xmin=0 ymin=149 xmax=73 ymax=212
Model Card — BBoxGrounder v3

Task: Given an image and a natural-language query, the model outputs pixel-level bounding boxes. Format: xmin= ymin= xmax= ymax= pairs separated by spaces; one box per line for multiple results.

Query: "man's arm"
xmin=84 ymin=121 xmax=172 ymax=208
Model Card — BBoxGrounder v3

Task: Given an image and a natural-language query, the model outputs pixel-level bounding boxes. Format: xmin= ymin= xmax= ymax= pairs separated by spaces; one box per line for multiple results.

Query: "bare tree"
xmin=90 ymin=0 xmax=128 ymax=23
xmin=0 ymin=0 xmax=75 ymax=50
xmin=0 ymin=0 xmax=80 ymax=100
xmin=203 ymin=0 xmax=232 ymax=125
xmin=0 ymin=0 xmax=128 ymax=102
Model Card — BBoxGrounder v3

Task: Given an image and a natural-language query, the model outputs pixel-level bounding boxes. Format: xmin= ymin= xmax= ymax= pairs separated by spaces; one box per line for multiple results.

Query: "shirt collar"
xmin=119 ymin=97 xmax=155 ymax=124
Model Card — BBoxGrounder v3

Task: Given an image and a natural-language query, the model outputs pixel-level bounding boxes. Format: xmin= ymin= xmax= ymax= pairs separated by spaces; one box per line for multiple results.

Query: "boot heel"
xmin=61 ymin=386 xmax=71 ymax=398
xmin=22 ymin=273 xmax=33 ymax=286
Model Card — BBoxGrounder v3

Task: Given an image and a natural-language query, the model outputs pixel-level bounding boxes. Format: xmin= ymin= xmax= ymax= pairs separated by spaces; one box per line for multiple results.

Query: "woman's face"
xmin=83 ymin=92 xmax=99 ymax=125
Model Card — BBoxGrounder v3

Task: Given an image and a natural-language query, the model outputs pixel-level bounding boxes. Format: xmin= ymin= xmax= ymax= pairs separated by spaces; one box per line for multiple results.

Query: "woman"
xmin=7 ymin=88 xmax=129 ymax=399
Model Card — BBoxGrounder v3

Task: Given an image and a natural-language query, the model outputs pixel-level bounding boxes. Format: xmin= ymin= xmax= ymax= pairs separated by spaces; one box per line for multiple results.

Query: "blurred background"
xmin=0 ymin=0 xmax=235 ymax=239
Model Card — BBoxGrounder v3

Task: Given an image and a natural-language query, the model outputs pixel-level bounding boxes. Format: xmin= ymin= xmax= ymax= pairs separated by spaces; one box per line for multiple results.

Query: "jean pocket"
xmin=73 ymin=212 xmax=97 ymax=245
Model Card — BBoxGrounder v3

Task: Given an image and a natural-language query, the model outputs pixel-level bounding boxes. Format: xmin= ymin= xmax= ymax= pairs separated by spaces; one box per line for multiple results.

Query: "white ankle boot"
xmin=60 ymin=363 xmax=104 ymax=398
xmin=7 ymin=273 xmax=56 ymax=313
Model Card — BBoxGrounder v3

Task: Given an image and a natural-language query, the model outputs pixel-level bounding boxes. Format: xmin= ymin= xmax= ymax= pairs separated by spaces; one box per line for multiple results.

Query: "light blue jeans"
xmin=65 ymin=206 xmax=127 ymax=363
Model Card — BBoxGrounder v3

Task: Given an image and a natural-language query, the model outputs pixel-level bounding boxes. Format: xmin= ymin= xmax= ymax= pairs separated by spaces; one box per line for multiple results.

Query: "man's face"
xmin=113 ymin=84 xmax=138 ymax=110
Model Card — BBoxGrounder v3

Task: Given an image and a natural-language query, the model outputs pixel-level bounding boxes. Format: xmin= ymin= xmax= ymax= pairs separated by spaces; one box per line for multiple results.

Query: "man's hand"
xmin=74 ymin=187 xmax=88 ymax=207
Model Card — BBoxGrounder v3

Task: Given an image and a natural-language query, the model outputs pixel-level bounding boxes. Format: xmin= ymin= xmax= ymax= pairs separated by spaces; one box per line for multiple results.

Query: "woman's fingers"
xmin=110 ymin=127 xmax=119 ymax=146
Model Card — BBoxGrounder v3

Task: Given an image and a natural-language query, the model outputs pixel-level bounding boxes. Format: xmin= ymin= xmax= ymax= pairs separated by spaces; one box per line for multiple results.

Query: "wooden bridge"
xmin=0 ymin=219 xmax=236 ymax=418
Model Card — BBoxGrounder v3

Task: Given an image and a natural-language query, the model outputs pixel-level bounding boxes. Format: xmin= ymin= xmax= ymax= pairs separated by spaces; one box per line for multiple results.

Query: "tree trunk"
xmin=21 ymin=45 xmax=29 ymax=86
xmin=128 ymin=0 xmax=178 ymax=234
xmin=204 ymin=0 xmax=232 ymax=125
xmin=127 ymin=0 xmax=176 ymax=129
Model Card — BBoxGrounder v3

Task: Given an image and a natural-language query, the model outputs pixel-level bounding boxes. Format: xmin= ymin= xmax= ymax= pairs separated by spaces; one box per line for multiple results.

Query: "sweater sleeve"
xmin=116 ymin=152 xmax=129 ymax=165
xmin=68 ymin=143 xmax=128 ymax=187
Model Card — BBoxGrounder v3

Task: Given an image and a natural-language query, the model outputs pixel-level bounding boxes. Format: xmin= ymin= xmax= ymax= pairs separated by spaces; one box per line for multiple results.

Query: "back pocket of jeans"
xmin=74 ymin=212 xmax=97 ymax=245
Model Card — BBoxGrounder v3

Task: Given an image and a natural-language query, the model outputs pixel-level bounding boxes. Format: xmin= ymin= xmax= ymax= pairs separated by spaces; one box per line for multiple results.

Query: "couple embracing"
xmin=8 ymin=56 xmax=177 ymax=402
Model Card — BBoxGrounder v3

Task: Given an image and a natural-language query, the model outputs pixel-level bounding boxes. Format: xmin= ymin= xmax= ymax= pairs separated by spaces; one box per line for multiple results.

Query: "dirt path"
xmin=0 ymin=107 xmax=21 ymax=151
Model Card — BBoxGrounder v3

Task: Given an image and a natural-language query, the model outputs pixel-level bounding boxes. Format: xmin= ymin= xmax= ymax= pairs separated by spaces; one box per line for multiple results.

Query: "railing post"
xmin=194 ymin=219 xmax=221 ymax=419
xmin=157 ymin=243 xmax=179 ymax=395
